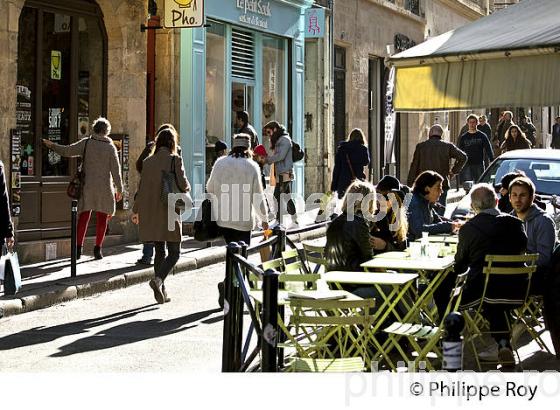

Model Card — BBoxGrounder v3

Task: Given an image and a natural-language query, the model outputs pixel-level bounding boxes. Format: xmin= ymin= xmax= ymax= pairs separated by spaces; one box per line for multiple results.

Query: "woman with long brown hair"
xmin=132 ymin=128 xmax=190 ymax=304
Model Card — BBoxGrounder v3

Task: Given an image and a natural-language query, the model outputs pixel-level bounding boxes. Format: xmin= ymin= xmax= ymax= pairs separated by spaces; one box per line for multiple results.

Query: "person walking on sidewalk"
xmin=0 ymin=161 xmax=14 ymax=253
xmin=135 ymin=123 xmax=177 ymax=266
xmin=42 ymin=117 xmax=123 ymax=260
xmin=458 ymin=114 xmax=494 ymax=184
xmin=551 ymin=116 xmax=560 ymax=149
xmin=263 ymin=121 xmax=295 ymax=223
xmin=499 ymin=124 xmax=532 ymax=153
xmin=132 ymin=128 xmax=190 ymax=304
xmin=207 ymin=133 xmax=269 ymax=307
xmin=407 ymin=124 xmax=467 ymax=212
xmin=331 ymin=128 xmax=370 ymax=199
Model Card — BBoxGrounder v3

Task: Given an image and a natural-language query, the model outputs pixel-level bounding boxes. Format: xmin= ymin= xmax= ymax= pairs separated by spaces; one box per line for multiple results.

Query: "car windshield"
xmin=480 ymin=158 xmax=560 ymax=196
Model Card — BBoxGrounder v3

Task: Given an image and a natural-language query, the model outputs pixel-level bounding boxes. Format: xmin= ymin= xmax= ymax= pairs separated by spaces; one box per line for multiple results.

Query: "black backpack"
xmin=292 ymin=142 xmax=304 ymax=162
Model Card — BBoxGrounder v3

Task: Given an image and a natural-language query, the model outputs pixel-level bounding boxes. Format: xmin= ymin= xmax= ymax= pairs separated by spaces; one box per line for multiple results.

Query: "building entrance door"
xmin=231 ymin=81 xmax=255 ymax=134
xmin=16 ymin=1 xmax=107 ymax=241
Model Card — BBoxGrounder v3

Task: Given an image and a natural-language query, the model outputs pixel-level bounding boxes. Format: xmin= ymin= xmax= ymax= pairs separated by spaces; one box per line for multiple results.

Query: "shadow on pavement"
xmin=0 ymin=305 xmax=158 ymax=350
xmin=50 ymin=308 xmax=223 ymax=357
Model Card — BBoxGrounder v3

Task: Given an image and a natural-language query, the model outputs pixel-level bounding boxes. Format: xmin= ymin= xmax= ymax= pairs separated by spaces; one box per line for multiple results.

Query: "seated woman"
xmin=407 ymin=171 xmax=461 ymax=241
xmin=370 ymin=175 xmax=408 ymax=252
xmin=325 ymin=180 xmax=375 ymax=275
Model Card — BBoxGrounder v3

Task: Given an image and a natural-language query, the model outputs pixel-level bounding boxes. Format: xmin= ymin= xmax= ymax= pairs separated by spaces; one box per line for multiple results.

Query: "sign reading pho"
xmin=164 ymin=0 xmax=204 ymax=28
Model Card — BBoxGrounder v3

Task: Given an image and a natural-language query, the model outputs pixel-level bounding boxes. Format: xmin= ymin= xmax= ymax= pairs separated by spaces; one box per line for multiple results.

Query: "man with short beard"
xmin=510 ymin=177 xmax=556 ymax=295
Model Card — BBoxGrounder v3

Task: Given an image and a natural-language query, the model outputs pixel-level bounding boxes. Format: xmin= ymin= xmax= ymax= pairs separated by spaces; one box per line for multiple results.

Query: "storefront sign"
xmin=384 ymin=66 xmax=396 ymax=166
xmin=10 ymin=129 xmax=22 ymax=216
xmin=304 ymin=8 xmax=324 ymax=38
xmin=51 ymin=50 xmax=62 ymax=80
xmin=163 ymin=0 xmax=205 ymax=28
xmin=236 ymin=0 xmax=271 ymax=29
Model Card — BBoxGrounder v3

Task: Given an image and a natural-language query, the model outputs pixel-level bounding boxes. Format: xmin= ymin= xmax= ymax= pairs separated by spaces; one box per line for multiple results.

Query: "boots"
xmin=93 ymin=245 xmax=103 ymax=260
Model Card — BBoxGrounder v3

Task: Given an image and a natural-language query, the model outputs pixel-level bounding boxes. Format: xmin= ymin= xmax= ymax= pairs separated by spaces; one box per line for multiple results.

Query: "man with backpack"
xmin=263 ymin=121 xmax=297 ymax=223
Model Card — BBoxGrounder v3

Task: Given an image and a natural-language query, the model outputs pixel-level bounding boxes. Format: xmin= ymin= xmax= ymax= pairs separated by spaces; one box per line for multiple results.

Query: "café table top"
xmin=249 ymin=289 xmax=361 ymax=305
xmin=361 ymin=254 xmax=455 ymax=271
xmin=413 ymin=235 xmax=459 ymax=244
xmin=323 ymin=271 xmax=418 ymax=285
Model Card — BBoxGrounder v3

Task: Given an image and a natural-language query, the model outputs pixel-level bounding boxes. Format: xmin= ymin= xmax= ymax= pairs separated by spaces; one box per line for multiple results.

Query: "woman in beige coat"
xmin=42 ymin=117 xmax=123 ymax=260
xmin=132 ymin=128 xmax=190 ymax=304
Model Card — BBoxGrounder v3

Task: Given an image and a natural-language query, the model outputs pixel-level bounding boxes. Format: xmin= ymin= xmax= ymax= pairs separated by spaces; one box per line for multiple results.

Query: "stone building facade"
xmin=0 ymin=0 xmax=147 ymax=262
xmin=328 ymin=0 xmax=486 ymax=187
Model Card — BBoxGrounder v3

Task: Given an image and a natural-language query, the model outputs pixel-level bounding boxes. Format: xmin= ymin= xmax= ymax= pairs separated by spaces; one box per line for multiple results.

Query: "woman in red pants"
xmin=43 ymin=117 xmax=123 ymax=259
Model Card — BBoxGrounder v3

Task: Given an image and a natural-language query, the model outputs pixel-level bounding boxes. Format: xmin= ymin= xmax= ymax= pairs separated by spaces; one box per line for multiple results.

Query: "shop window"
xmin=41 ymin=11 xmax=72 ymax=177
xmin=78 ymin=16 xmax=105 ymax=140
xmin=16 ymin=7 xmax=37 ymax=176
xmin=205 ymin=21 xmax=226 ymax=177
xmin=262 ymin=35 xmax=286 ymax=152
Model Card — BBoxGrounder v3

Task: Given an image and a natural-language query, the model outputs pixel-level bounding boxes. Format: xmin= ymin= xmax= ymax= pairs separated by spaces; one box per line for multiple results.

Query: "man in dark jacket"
xmin=436 ymin=183 xmax=528 ymax=369
xmin=510 ymin=177 xmax=556 ymax=295
xmin=407 ymin=124 xmax=467 ymax=211
xmin=235 ymin=111 xmax=258 ymax=148
xmin=477 ymin=115 xmax=492 ymax=142
xmin=495 ymin=111 xmax=514 ymax=150
xmin=552 ymin=116 xmax=560 ymax=149
xmin=519 ymin=116 xmax=537 ymax=147
xmin=0 ymin=161 xmax=14 ymax=251
xmin=458 ymin=114 xmax=494 ymax=184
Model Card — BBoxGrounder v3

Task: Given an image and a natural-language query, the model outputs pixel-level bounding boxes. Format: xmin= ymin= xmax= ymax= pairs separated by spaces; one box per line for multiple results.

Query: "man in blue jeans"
xmin=458 ymin=114 xmax=494 ymax=184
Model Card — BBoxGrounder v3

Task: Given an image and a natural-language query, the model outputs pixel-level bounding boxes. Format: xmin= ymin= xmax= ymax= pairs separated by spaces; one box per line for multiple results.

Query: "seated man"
xmin=510 ymin=176 xmax=557 ymax=295
xmin=435 ymin=183 xmax=528 ymax=368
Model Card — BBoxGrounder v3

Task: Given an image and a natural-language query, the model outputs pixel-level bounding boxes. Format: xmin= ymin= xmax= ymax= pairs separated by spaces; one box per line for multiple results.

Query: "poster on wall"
xmin=16 ymin=84 xmax=33 ymax=176
xmin=121 ymin=134 xmax=130 ymax=210
xmin=10 ymin=129 xmax=22 ymax=216
xmin=51 ymin=50 xmax=62 ymax=80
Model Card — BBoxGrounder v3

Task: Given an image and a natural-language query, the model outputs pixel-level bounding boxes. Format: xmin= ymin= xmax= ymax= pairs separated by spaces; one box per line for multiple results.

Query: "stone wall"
xmin=0 ymin=0 xmax=147 ymax=241
xmin=0 ymin=0 xmax=24 ymax=164
xmin=96 ymin=0 xmax=147 ymax=238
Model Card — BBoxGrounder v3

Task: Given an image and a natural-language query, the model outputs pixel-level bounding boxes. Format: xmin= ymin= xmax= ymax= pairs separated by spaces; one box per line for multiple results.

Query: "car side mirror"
xmin=462 ymin=181 xmax=474 ymax=193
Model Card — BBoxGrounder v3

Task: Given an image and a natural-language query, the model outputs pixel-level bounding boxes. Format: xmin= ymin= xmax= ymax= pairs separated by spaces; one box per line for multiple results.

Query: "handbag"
xmin=1 ymin=247 xmax=21 ymax=296
xmin=67 ymin=138 xmax=90 ymax=199
xmin=161 ymin=156 xmax=191 ymax=212
xmin=193 ymin=198 xmax=221 ymax=241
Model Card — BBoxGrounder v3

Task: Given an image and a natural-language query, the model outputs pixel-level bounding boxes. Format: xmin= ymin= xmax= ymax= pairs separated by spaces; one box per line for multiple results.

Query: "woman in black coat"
xmin=331 ymin=129 xmax=370 ymax=199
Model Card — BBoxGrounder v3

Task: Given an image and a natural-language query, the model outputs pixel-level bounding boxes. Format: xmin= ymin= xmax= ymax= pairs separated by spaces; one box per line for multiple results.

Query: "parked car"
xmin=451 ymin=149 xmax=560 ymax=232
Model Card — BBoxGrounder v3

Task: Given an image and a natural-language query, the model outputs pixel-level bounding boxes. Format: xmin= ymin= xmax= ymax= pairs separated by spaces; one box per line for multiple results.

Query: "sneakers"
xmin=498 ymin=346 xmax=515 ymax=370
xmin=149 ymin=277 xmax=165 ymax=304
xmin=477 ymin=343 xmax=499 ymax=362
xmin=162 ymin=284 xmax=171 ymax=303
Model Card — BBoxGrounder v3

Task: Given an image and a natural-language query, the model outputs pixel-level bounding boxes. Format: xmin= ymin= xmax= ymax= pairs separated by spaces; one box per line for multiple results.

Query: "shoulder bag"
xmin=161 ymin=156 xmax=192 ymax=212
xmin=67 ymin=138 xmax=90 ymax=200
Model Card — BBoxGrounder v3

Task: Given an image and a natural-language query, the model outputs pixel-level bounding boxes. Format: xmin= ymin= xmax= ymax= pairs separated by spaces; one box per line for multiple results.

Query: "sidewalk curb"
xmin=0 ymin=227 xmax=325 ymax=318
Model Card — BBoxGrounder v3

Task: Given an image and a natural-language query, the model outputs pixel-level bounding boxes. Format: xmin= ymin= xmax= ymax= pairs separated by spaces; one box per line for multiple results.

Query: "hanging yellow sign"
xmin=51 ymin=50 xmax=61 ymax=80
xmin=164 ymin=0 xmax=204 ymax=28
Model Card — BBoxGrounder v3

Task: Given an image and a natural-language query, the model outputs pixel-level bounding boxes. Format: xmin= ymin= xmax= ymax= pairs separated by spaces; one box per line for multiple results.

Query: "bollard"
xmin=272 ymin=225 xmax=286 ymax=259
xmin=70 ymin=199 xmax=78 ymax=278
xmin=261 ymin=268 xmax=280 ymax=372
xmin=442 ymin=311 xmax=465 ymax=371
xmin=222 ymin=242 xmax=242 ymax=372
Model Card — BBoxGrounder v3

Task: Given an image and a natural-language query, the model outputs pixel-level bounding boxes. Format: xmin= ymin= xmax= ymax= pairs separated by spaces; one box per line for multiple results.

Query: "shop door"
xmin=231 ymin=81 xmax=255 ymax=134
xmin=16 ymin=4 xmax=106 ymax=241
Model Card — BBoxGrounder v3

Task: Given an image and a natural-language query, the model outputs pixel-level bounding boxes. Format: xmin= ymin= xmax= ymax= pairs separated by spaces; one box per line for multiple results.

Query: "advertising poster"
xmin=10 ymin=129 xmax=22 ymax=216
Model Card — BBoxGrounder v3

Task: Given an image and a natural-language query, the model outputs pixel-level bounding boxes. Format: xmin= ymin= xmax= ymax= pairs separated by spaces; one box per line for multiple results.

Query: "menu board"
xmin=16 ymin=84 xmax=33 ymax=176
xmin=10 ymin=129 xmax=22 ymax=216
xmin=110 ymin=134 xmax=130 ymax=210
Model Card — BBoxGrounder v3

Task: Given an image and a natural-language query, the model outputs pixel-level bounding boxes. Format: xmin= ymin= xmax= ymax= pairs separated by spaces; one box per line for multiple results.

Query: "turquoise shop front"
xmin=179 ymin=0 xmax=313 ymax=207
